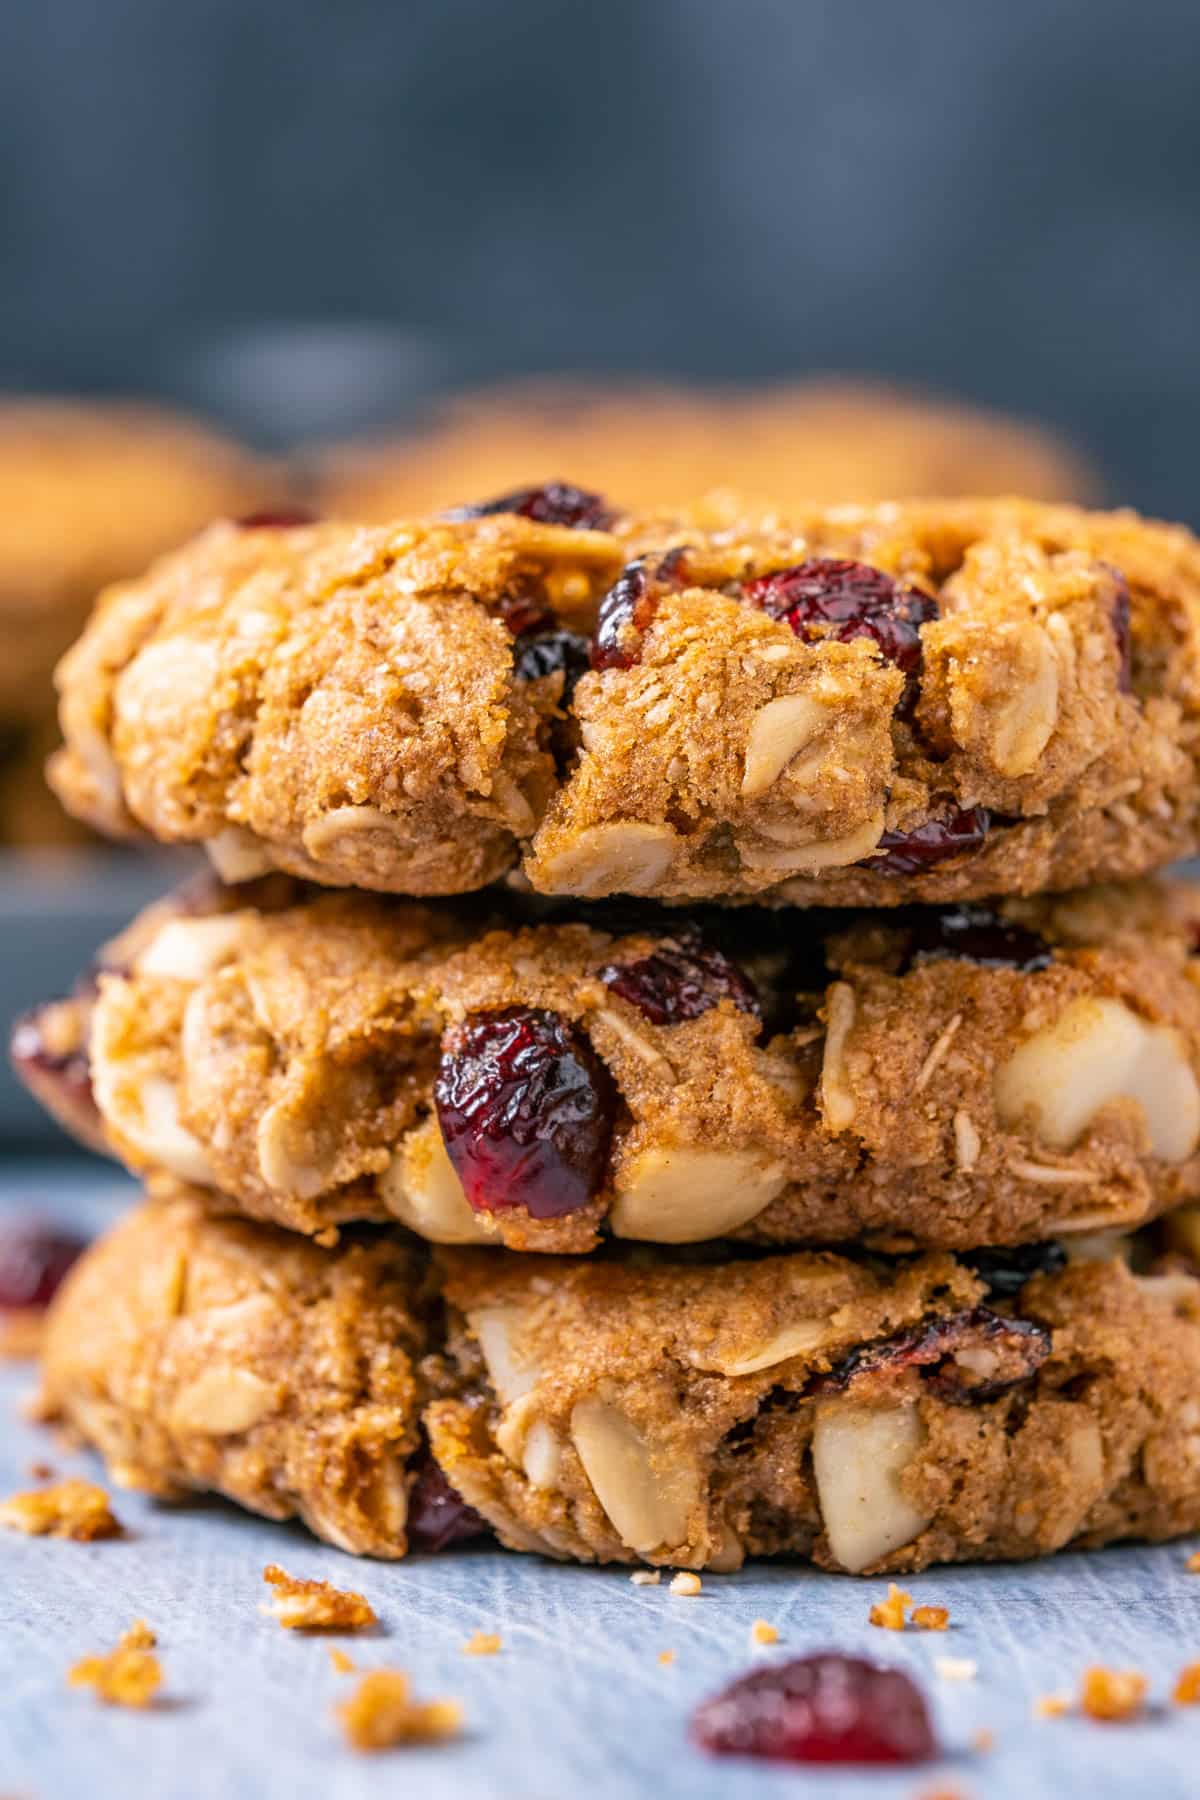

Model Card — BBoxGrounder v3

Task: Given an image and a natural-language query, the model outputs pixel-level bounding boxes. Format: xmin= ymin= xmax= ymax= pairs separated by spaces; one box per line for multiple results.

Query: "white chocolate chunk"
xmin=136 ymin=913 xmax=256 ymax=982
xmin=168 ymin=1368 xmax=276 ymax=1436
xmin=811 ymin=1404 xmax=930 ymax=1573
xmin=206 ymin=825 xmax=274 ymax=882
xmin=609 ymin=1145 xmax=787 ymax=1243
xmin=570 ymin=1398 xmax=698 ymax=1553
xmin=534 ymin=823 xmax=679 ymax=896
xmin=994 ymin=996 xmax=1200 ymax=1163
xmin=92 ymin=1056 xmax=214 ymax=1188
xmin=469 ymin=1306 xmax=539 ymax=1405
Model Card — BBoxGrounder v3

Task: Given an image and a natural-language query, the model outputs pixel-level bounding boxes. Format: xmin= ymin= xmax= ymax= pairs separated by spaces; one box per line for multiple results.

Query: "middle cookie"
xmin=17 ymin=876 xmax=1200 ymax=1254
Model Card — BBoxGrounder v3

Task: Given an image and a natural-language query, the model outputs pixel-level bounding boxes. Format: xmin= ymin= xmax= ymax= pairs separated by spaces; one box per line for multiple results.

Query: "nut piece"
xmin=136 ymin=914 xmax=254 ymax=982
xmin=380 ymin=1118 xmax=495 ymax=1245
xmin=739 ymin=812 xmax=884 ymax=874
xmin=468 ymin=1306 xmax=539 ymax=1405
xmin=609 ymin=1144 xmax=787 ymax=1243
xmin=521 ymin=1419 xmax=563 ymax=1490
xmin=167 ymin=1367 xmax=277 ymax=1436
xmin=994 ymin=996 xmax=1200 ymax=1162
xmin=810 ymin=1404 xmax=930 ymax=1573
xmin=569 ymin=1397 xmax=699 ymax=1554
xmin=819 ymin=982 xmax=857 ymax=1132
xmin=986 ymin=622 xmax=1060 ymax=777
xmin=534 ymin=823 xmax=679 ymax=896
xmin=206 ymin=825 xmax=274 ymax=882
xmin=302 ymin=805 xmax=411 ymax=859
xmin=91 ymin=1061 xmax=215 ymax=1188
xmin=741 ymin=694 xmax=827 ymax=798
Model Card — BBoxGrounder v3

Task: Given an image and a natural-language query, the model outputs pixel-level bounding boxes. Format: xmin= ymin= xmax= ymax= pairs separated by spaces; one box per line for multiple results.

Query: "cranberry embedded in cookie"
xmin=444 ymin=481 xmax=615 ymax=530
xmin=869 ymin=807 xmax=992 ymax=875
xmin=742 ymin=558 xmax=937 ymax=716
xmin=597 ymin=929 xmax=761 ymax=1026
xmin=435 ymin=1007 xmax=616 ymax=1219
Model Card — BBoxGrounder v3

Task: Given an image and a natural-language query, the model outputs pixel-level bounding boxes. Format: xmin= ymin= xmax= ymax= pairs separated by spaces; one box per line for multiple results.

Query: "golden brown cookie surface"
xmin=19 ymin=876 xmax=1200 ymax=1252
xmin=50 ymin=497 xmax=1200 ymax=903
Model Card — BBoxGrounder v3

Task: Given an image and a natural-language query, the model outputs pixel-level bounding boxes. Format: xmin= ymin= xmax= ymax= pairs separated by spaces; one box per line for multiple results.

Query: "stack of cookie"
xmin=17 ymin=487 xmax=1200 ymax=1576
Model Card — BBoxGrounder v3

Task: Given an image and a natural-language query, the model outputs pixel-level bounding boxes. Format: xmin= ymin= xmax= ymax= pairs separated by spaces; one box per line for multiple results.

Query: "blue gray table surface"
xmin=4 ymin=1162 xmax=1200 ymax=1799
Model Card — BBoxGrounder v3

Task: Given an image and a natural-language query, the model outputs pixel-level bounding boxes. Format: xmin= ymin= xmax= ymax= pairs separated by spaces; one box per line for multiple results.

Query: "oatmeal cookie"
xmin=429 ymin=1234 xmax=1200 ymax=1574
xmin=39 ymin=1191 xmax=431 ymax=1557
xmin=49 ymin=496 xmax=1200 ymax=903
xmin=17 ymin=875 xmax=1200 ymax=1252
xmin=314 ymin=377 xmax=1098 ymax=520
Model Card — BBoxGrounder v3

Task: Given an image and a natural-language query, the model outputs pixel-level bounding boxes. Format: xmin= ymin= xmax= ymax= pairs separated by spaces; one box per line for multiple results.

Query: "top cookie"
xmin=50 ymin=491 xmax=1200 ymax=905
xmin=315 ymin=377 xmax=1098 ymax=518
xmin=0 ymin=398 xmax=269 ymax=720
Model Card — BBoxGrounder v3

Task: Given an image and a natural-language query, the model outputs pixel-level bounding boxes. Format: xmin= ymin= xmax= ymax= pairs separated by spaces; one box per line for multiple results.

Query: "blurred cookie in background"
xmin=313 ymin=376 xmax=1100 ymax=522
xmin=0 ymin=399 xmax=272 ymax=842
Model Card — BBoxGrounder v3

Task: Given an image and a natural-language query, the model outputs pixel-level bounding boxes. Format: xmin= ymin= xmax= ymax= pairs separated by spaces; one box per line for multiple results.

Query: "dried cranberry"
xmin=0 ymin=1219 xmax=86 ymax=1311
xmin=742 ymin=559 xmax=937 ymax=715
xmin=599 ymin=929 xmax=761 ymax=1026
xmin=901 ymin=904 xmax=1053 ymax=973
xmin=1106 ymin=566 xmax=1133 ymax=694
xmin=809 ymin=1306 xmax=1050 ymax=1404
xmin=591 ymin=547 xmax=690 ymax=672
xmin=963 ymin=1242 xmax=1068 ymax=1298
xmin=444 ymin=482 xmax=615 ymax=531
xmin=405 ymin=1453 xmax=490 ymax=1553
xmin=512 ymin=628 xmax=592 ymax=705
xmin=692 ymin=1653 xmax=937 ymax=1765
xmin=435 ymin=1007 xmax=615 ymax=1219
xmin=869 ymin=806 xmax=992 ymax=875
xmin=234 ymin=507 xmax=320 ymax=529
xmin=495 ymin=587 xmax=555 ymax=637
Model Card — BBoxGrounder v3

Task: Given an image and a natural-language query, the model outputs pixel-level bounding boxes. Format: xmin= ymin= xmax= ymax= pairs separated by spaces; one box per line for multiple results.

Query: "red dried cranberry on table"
xmin=0 ymin=1218 xmax=86 ymax=1311
xmin=692 ymin=1652 xmax=938 ymax=1765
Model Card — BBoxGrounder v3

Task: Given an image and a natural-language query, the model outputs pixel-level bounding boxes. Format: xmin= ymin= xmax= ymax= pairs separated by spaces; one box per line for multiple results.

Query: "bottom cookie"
xmin=40 ymin=1191 xmax=1200 ymax=1574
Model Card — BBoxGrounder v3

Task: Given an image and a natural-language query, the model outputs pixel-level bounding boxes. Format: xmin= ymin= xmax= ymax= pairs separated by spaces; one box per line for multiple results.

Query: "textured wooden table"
xmin=4 ymin=1163 xmax=1200 ymax=1799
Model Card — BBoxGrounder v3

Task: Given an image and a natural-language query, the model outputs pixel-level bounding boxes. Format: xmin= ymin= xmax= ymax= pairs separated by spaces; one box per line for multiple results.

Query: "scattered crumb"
xmin=935 ymin=1657 xmax=978 ymax=1683
xmin=912 ymin=1604 xmax=950 ymax=1632
xmin=69 ymin=1630 xmax=162 ymax=1710
xmin=27 ymin=1460 xmax=55 ymax=1481
xmin=261 ymin=1563 xmax=377 ymax=1632
xmin=971 ymin=1727 xmax=996 ymax=1753
xmin=869 ymin=1583 xmax=912 ymax=1631
xmin=750 ymin=1619 xmax=779 ymax=1647
xmin=0 ymin=1478 xmax=122 ymax=1541
xmin=1080 ymin=1666 xmax=1147 ymax=1723
xmin=658 ymin=1650 xmax=675 ymax=1666
xmin=669 ymin=1572 xmax=702 ymax=1597
xmin=1174 ymin=1662 xmax=1200 ymax=1705
xmin=1034 ymin=1692 xmax=1072 ymax=1719
xmin=1187 ymin=1550 xmax=1200 ymax=1573
xmin=329 ymin=1648 xmax=356 ymax=1675
xmin=0 ymin=1308 xmax=47 ymax=1360
xmin=916 ymin=1788 xmax=969 ymax=1800
xmin=462 ymin=1631 xmax=502 ymax=1657
xmin=335 ymin=1669 xmax=462 ymax=1752
xmin=630 ymin=1570 xmax=661 ymax=1587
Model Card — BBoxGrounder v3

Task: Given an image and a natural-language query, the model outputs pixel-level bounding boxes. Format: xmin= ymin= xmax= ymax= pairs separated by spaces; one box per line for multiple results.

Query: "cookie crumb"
xmin=630 ymin=1570 xmax=661 ymax=1587
xmin=935 ymin=1657 xmax=978 ymax=1682
xmin=750 ymin=1619 xmax=779 ymax=1646
xmin=1186 ymin=1550 xmax=1200 ymax=1573
xmin=971 ymin=1727 xmax=996 ymax=1753
xmin=0 ymin=1477 xmax=122 ymax=1541
xmin=261 ymin=1562 xmax=377 ymax=1631
xmin=335 ymin=1669 xmax=462 ymax=1752
xmin=28 ymin=1460 xmax=55 ymax=1481
xmin=69 ymin=1630 xmax=162 ymax=1709
xmin=658 ymin=1650 xmax=675 ymax=1666
xmin=1080 ymin=1666 xmax=1147 ymax=1722
xmin=868 ymin=1582 xmax=912 ymax=1630
xmin=912 ymin=1604 xmax=950 ymax=1632
xmin=330 ymin=1648 xmax=356 ymax=1675
xmin=462 ymin=1631 xmax=502 ymax=1657
xmin=0 ymin=1308 xmax=47 ymax=1360
xmin=1173 ymin=1663 xmax=1200 ymax=1705
xmin=1034 ymin=1692 xmax=1071 ymax=1719
xmin=669 ymin=1572 xmax=702 ymax=1597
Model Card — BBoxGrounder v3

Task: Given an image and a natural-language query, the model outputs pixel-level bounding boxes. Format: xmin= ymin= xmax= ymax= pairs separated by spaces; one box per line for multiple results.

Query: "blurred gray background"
xmin=3 ymin=0 xmax=1198 ymax=518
